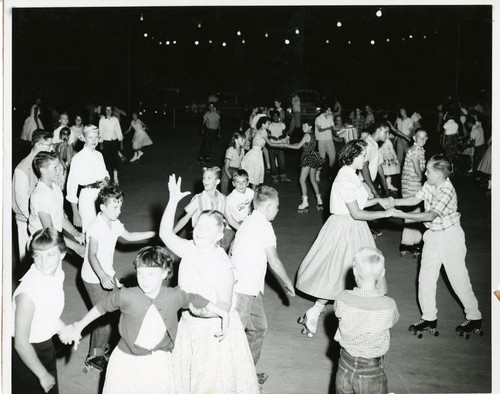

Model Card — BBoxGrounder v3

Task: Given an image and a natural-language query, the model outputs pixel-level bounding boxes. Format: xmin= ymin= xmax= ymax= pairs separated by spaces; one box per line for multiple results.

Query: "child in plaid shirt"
xmin=334 ymin=247 xmax=398 ymax=394
xmin=384 ymin=154 xmax=482 ymax=335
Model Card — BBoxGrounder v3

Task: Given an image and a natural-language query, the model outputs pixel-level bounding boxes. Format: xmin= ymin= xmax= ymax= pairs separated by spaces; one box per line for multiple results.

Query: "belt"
xmin=77 ymin=181 xmax=102 ymax=199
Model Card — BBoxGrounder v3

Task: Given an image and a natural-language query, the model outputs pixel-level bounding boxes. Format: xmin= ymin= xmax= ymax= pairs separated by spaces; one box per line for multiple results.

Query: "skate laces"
xmin=458 ymin=319 xmax=471 ymax=327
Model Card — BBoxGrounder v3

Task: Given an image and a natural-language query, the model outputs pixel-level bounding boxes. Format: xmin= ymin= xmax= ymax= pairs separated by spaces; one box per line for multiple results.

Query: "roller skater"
xmin=408 ymin=319 xmax=439 ymax=338
xmin=298 ymin=196 xmax=309 ymax=213
xmin=297 ymin=302 xmax=325 ymax=337
xmin=399 ymin=243 xmax=412 ymax=257
xmin=455 ymin=318 xmax=483 ymax=339
xmin=316 ymin=194 xmax=323 ymax=211
xmin=83 ymin=352 xmax=109 ymax=373
xmin=381 ymin=155 xmax=482 ymax=338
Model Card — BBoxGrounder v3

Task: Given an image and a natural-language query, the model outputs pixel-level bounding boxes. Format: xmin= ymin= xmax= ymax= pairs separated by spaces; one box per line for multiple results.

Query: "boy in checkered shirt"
xmin=334 ymin=247 xmax=398 ymax=394
xmin=384 ymin=154 xmax=482 ymax=336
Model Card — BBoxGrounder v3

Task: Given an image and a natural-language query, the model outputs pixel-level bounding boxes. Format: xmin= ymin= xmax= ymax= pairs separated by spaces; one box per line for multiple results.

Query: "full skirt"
xmin=172 ymin=310 xmax=259 ymax=394
xmin=296 ymin=214 xmax=386 ymax=300
xmin=477 ymin=144 xmax=491 ymax=175
xmin=21 ymin=116 xmax=43 ymax=141
xmin=241 ymin=149 xmax=264 ymax=185
xmin=103 ymin=346 xmax=175 ymax=394
xmin=379 ymin=139 xmax=400 ymax=176
xmin=132 ymin=128 xmax=153 ymax=150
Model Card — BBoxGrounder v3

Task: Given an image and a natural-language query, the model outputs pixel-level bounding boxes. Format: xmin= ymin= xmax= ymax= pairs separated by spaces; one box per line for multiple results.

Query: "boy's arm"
xmin=411 ymin=156 xmax=423 ymax=179
xmin=224 ymin=204 xmax=241 ymax=231
xmin=38 ymin=211 xmax=54 ymax=229
xmin=286 ymin=134 xmax=308 ymax=150
xmin=264 ymin=246 xmax=295 ymax=296
xmin=14 ymin=294 xmax=56 ymax=392
xmin=88 ymin=236 xmax=115 ymax=290
xmin=159 ymin=175 xmax=191 ymax=258
xmin=172 ymin=212 xmax=193 ymax=234
xmin=393 ymin=209 xmax=438 ymax=223
xmin=120 ymin=229 xmax=156 ymax=242
xmin=361 ymin=162 xmax=378 ymax=197
xmin=377 ymin=164 xmax=388 ymax=191
xmin=59 ymin=306 xmax=103 ymax=350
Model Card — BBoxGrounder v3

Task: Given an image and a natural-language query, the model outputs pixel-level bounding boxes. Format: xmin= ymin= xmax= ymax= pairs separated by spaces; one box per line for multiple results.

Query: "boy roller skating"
xmin=381 ymin=155 xmax=482 ymax=339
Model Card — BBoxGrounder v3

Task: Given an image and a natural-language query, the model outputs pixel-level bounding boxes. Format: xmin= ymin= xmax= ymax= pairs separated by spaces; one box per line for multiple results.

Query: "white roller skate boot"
xmin=316 ymin=194 xmax=323 ymax=211
xmin=297 ymin=302 xmax=325 ymax=337
xmin=298 ymin=196 xmax=309 ymax=213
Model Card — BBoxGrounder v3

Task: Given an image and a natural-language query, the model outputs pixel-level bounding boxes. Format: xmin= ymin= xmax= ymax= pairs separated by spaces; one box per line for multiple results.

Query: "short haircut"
xmin=428 ymin=154 xmax=452 ymax=177
xmin=198 ymin=210 xmax=226 ymax=234
xmin=32 ymin=129 xmax=53 ymax=146
xmin=133 ymin=246 xmax=174 ymax=283
xmin=253 ymin=185 xmax=278 ymax=208
xmin=32 ymin=151 xmax=58 ymax=178
xmin=30 ymin=227 xmax=67 ymax=254
xmin=256 ymin=116 xmax=270 ymax=130
xmin=83 ymin=124 xmax=99 ymax=138
xmin=338 ymin=139 xmax=367 ymax=166
xmin=228 ymin=131 xmax=245 ymax=149
xmin=98 ymin=185 xmax=124 ymax=206
xmin=232 ymin=169 xmax=249 ymax=181
xmin=353 ymin=247 xmax=385 ymax=281
xmin=413 ymin=128 xmax=428 ymax=138
xmin=369 ymin=121 xmax=390 ymax=135
xmin=59 ymin=126 xmax=71 ymax=140
xmin=203 ymin=166 xmax=221 ymax=180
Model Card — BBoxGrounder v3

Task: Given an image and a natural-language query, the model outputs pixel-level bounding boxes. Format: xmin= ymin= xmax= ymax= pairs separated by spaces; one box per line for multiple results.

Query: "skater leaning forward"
xmin=296 ymin=140 xmax=395 ymax=337
xmin=381 ymin=154 xmax=482 ymax=337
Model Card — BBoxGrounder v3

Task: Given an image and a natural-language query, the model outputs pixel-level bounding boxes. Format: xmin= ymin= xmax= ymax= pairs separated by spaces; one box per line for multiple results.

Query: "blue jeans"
xmin=335 ymin=348 xmax=388 ymax=394
xmin=83 ymin=281 xmax=118 ymax=356
xmin=235 ymin=292 xmax=268 ymax=365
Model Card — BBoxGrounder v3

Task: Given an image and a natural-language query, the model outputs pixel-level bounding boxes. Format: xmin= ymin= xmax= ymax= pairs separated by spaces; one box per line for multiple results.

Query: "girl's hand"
xmin=58 ymin=323 xmax=83 ymax=350
xmin=168 ymin=175 xmax=191 ymax=203
xmin=188 ymin=303 xmax=208 ymax=317
xmin=73 ymin=211 xmax=82 ymax=228
xmin=74 ymin=231 xmax=85 ymax=245
xmin=72 ymin=243 xmax=86 ymax=258
xmin=39 ymin=371 xmax=56 ymax=393
xmin=378 ymin=198 xmax=390 ymax=209
xmin=99 ymin=273 xmax=116 ymax=290
xmin=385 ymin=208 xmax=396 ymax=218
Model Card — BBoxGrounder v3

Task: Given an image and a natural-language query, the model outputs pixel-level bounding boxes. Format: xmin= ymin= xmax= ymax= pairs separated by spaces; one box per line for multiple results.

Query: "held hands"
xmin=188 ymin=302 xmax=208 ymax=317
xmin=73 ymin=211 xmax=83 ymax=228
xmin=73 ymin=230 xmax=85 ymax=245
xmin=73 ymin=243 xmax=86 ymax=258
xmin=284 ymin=281 xmax=296 ymax=297
xmin=58 ymin=323 xmax=83 ymax=350
xmin=378 ymin=197 xmax=395 ymax=209
xmin=168 ymin=174 xmax=191 ymax=203
xmin=99 ymin=273 xmax=116 ymax=290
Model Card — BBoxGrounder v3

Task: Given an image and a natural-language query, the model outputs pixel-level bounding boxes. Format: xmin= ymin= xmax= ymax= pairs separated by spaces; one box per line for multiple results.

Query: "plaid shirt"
xmin=415 ymin=178 xmax=461 ymax=231
xmin=334 ymin=288 xmax=399 ymax=359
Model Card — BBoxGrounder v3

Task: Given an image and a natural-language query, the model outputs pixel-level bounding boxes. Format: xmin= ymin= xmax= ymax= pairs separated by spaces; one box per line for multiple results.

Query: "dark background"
xmin=12 ymin=5 xmax=492 ymax=116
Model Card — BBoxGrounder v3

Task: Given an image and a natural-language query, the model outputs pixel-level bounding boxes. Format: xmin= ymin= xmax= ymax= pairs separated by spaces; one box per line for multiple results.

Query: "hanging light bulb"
xmin=166 ymin=41 xmax=170 ymax=45
xmin=285 ymin=39 xmax=290 ymax=45
xmin=242 ymin=39 xmax=246 ymax=44
xmin=265 ymin=32 xmax=269 ymax=38
xmin=222 ymin=42 xmax=227 ymax=47
xmin=195 ymin=41 xmax=199 ymax=45
xmin=140 ymin=13 xmax=144 ymax=21
xmin=337 ymin=21 xmax=342 ymax=28
xmin=208 ymin=40 xmax=213 ymax=44
xmin=423 ymin=35 xmax=427 ymax=39
xmin=370 ymin=40 xmax=375 ymax=45
xmin=325 ymin=39 xmax=330 ymax=44
xmin=386 ymin=38 xmax=390 ymax=42
xmin=409 ymin=34 xmax=413 ymax=39
xmin=198 ymin=23 xmax=202 ymax=28
xmin=237 ymin=30 xmax=241 ymax=36
xmin=144 ymin=33 xmax=148 ymax=38
xmin=295 ymin=28 xmax=300 ymax=34
xmin=348 ymin=40 xmax=351 ymax=44
xmin=159 ymin=41 xmax=162 ymax=45
xmin=173 ymin=40 xmax=177 ymax=44
xmin=376 ymin=9 xmax=382 ymax=17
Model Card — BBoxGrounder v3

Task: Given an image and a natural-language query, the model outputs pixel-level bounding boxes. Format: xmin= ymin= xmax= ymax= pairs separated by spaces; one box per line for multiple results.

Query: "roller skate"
xmin=316 ymin=194 xmax=323 ymax=211
xmin=297 ymin=303 xmax=325 ymax=337
xmin=412 ymin=245 xmax=422 ymax=259
xmin=280 ymin=174 xmax=291 ymax=184
xmin=408 ymin=318 xmax=439 ymax=338
xmin=455 ymin=319 xmax=483 ymax=339
xmin=399 ymin=244 xmax=411 ymax=257
xmin=271 ymin=175 xmax=280 ymax=185
xmin=83 ymin=353 xmax=109 ymax=373
xmin=298 ymin=196 xmax=309 ymax=213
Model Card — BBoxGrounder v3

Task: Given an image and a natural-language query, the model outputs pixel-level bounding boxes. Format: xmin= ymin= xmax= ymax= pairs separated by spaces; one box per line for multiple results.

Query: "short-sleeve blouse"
xmin=330 ymin=166 xmax=369 ymax=215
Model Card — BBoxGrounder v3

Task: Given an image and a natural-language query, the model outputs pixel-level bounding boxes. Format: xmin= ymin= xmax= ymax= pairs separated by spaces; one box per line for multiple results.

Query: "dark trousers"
xmin=269 ymin=147 xmax=287 ymax=177
xmin=12 ymin=338 xmax=59 ymax=394
xmin=199 ymin=128 xmax=218 ymax=161
xmin=102 ymin=139 xmax=121 ymax=174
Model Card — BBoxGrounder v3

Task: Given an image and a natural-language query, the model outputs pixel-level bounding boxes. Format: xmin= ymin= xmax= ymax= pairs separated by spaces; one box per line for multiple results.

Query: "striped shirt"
xmin=334 ymin=288 xmax=399 ymax=359
xmin=415 ymin=178 xmax=461 ymax=231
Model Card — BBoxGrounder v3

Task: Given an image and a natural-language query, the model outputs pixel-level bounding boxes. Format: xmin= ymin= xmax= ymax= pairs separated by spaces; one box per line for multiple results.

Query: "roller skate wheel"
xmin=465 ymin=333 xmax=470 ymax=340
xmin=478 ymin=330 xmax=484 ymax=337
xmin=433 ymin=330 xmax=439 ymax=337
xmin=400 ymin=251 xmax=408 ymax=257
xmin=458 ymin=331 xmax=464 ymax=337
xmin=297 ymin=316 xmax=305 ymax=325
xmin=417 ymin=332 xmax=423 ymax=339
xmin=301 ymin=327 xmax=310 ymax=336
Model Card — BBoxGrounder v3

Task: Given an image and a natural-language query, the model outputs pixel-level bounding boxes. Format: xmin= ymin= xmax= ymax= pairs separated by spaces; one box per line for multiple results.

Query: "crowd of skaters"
xmin=11 ymin=91 xmax=493 ymax=394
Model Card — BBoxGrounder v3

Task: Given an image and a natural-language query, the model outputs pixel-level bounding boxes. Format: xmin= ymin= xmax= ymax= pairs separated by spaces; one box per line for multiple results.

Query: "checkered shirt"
xmin=334 ymin=288 xmax=399 ymax=359
xmin=415 ymin=178 xmax=461 ymax=231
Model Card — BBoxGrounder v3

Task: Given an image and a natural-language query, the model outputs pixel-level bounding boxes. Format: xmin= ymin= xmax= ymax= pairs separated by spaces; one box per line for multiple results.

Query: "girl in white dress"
xmin=125 ymin=112 xmax=153 ymax=162
xmin=160 ymin=174 xmax=259 ymax=394
xmin=296 ymin=140 xmax=394 ymax=337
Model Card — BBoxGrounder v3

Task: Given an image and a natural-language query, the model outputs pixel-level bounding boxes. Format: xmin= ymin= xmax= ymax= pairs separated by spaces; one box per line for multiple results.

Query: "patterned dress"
xmin=241 ymin=129 xmax=266 ymax=185
xmin=401 ymin=144 xmax=426 ymax=198
xmin=300 ymin=133 xmax=325 ymax=169
xmin=379 ymin=139 xmax=400 ymax=176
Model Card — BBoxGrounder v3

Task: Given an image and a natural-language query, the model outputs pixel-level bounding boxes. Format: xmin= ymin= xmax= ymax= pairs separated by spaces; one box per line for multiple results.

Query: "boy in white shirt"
xmin=81 ymin=186 xmax=155 ymax=370
xmin=231 ymin=185 xmax=295 ymax=386
xmin=223 ymin=169 xmax=254 ymax=252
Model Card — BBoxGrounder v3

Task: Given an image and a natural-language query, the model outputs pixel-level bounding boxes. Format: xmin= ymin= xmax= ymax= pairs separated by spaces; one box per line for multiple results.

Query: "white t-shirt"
xmin=315 ymin=113 xmax=333 ymax=141
xmin=12 ymin=265 xmax=65 ymax=343
xmin=470 ymin=122 xmax=485 ymax=146
xmin=268 ymin=121 xmax=286 ymax=139
xmin=363 ymin=135 xmax=381 ymax=181
xmin=226 ymin=188 xmax=254 ymax=225
xmin=28 ymin=181 xmax=64 ymax=234
xmin=443 ymin=119 xmax=459 ymax=136
xmin=81 ymin=213 xmax=125 ymax=284
xmin=231 ymin=210 xmax=276 ymax=296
